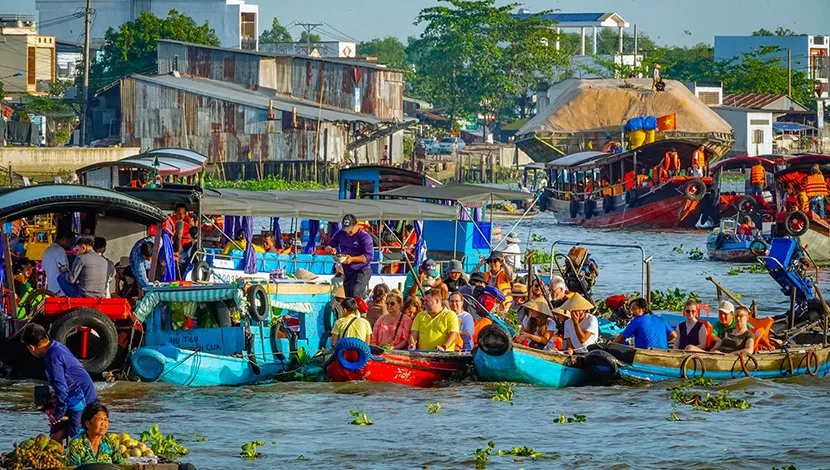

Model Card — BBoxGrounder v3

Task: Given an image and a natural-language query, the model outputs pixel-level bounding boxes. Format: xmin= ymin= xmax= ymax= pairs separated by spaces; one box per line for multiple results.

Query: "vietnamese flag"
xmin=657 ymin=113 xmax=677 ymax=131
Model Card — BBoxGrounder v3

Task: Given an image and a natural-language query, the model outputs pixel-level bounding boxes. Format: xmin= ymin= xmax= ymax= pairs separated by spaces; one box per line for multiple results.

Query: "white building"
xmin=260 ymin=41 xmax=357 ymax=58
xmin=713 ymin=107 xmax=774 ymax=157
xmin=35 ymin=0 xmax=258 ymax=50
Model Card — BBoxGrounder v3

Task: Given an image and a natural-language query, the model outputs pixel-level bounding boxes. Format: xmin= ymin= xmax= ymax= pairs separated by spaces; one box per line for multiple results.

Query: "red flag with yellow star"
xmin=657 ymin=113 xmax=677 ymax=131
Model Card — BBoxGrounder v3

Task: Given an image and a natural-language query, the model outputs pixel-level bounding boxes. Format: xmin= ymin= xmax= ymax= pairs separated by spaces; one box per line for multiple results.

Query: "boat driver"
xmin=325 ymin=214 xmax=375 ymax=298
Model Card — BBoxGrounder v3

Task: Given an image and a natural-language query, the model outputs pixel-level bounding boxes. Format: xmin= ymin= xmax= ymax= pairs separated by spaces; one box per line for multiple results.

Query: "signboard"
xmin=353 ymin=87 xmax=361 ymax=113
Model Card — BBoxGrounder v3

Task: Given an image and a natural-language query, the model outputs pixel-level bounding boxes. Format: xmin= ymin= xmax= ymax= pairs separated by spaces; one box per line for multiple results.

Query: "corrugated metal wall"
xmin=157 ymin=41 xmax=263 ymax=89
xmin=121 ymin=78 xmax=346 ymax=164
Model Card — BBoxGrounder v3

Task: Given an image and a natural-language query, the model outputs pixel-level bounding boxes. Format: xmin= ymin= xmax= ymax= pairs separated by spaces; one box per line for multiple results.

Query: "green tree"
xmin=357 ymin=36 xmax=408 ymax=68
xmin=715 ymin=46 xmax=812 ymax=106
xmin=87 ymin=9 xmax=219 ymax=89
xmin=659 ymin=43 xmax=715 ymax=82
xmin=298 ymin=31 xmax=321 ymax=43
xmin=259 ymin=17 xmax=293 ymax=43
xmin=412 ymin=0 xmax=567 ymax=123
xmin=752 ymin=27 xmax=799 ymax=36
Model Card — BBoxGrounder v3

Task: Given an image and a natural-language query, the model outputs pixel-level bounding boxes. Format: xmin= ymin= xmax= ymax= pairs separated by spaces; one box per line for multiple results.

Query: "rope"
xmin=151 ymin=348 xmax=202 ymax=382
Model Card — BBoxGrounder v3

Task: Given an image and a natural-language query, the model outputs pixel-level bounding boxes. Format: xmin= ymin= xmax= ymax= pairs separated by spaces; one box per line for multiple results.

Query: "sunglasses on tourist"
xmin=385 ymin=301 xmax=396 ymax=306
xmin=685 ymin=309 xmax=697 ymax=313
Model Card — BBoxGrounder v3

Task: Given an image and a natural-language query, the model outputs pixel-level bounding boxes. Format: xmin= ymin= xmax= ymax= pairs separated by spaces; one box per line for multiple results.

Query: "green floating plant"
xmin=349 ymin=410 xmax=373 ymax=426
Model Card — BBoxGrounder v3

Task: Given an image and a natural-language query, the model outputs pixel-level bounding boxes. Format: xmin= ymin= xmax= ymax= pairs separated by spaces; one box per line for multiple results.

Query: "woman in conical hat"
xmin=559 ymin=293 xmax=599 ymax=354
xmin=516 ymin=298 xmax=556 ymax=350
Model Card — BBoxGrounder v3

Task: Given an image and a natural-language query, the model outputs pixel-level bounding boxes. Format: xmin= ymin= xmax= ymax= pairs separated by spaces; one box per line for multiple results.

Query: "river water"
xmin=2 ymin=213 xmax=829 ymax=469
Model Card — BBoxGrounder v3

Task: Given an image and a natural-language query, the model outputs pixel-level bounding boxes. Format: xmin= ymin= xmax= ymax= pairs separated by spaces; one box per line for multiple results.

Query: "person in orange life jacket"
xmin=473 ymin=251 xmax=514 ymax=301
xmin=166 ymin=203 xmax=195 ymax=252
xmin=803 ymin=164 xmax=827 ymax=219
xmin=261 ymin=232 xmax=279 ymax=254
xmin=624 ymin=170 xmax=635 ymax=190
xmin=749 ymin=162 xmax=766 ymax=196
xmin=691 ymin=145 xmax=707 ymax=177
xmin=663 ymin=147 xmax=680 ymax=176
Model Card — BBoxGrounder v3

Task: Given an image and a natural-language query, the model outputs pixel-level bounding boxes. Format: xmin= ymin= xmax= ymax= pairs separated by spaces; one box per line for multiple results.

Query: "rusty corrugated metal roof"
xmin=721 ymin=93 xmax=806 ymax=110
xmin=131 ymin=74 xmax=392 ymax=125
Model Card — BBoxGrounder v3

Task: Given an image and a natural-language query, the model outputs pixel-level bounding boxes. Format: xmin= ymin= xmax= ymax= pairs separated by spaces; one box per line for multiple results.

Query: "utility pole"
xmin=296 ymin=22 xmax=323 ymax=57
xmin=787 ymin=48 xmax=792 ymax=97
xmin=80 ymin=0 xmax=91 ymax=146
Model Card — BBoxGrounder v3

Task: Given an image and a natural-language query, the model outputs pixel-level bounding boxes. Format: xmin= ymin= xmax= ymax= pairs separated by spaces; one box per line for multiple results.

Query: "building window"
xmin=699 ymin=91 xmax=720 ymax=106
xmin=241 ymin=12 xmax=257 ymax=50
xmin=749 ymin=119 xmax=770 ymax=126
xmin=752 ymin=129 xmax=764 ymax=144
xmin=27 ymin=46 xmax=36 ymax=85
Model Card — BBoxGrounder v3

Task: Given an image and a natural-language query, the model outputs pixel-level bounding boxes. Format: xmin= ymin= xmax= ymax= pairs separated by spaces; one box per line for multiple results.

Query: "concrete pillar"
xmin=618 ymin=27 xmax=624 ymax=54
xmin=592 ymin=26 xmax=598 ymax=55
xmin=580 ymin=27 xmax=585 ymax=55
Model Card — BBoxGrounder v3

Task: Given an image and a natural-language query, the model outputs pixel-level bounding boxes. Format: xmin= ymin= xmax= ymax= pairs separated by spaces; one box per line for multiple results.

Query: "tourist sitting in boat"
xmin=471 ymin=287 xmax=505 ymax=345
xmin=737 ymin=216 xmax=756 ymax=237
xmin=57 ymin=237 xmax=110 ymax=298
xmin=42 ymin=231 xmax=74 ymax=295
xmin=128 ymin=237 xmax=154 ymax=295
xmin=516 ymin=299 xmax=557 ymax=351
xmin=405 ymin=259 xmax=445 ymax=299
xmin=221 ymin=229 xmax=265 ymax=255
xmin=611 ymin=298 xmax=676 ymax=349
xmin=325 ymin=214 xmax=375 ymax=298
xmin=458 ymin=272 xmax=486 ymax=312
xmin=709 ymin=307 xmax=755 ymax=354
xmin=260 ymin=232 xmax=279 ymax=254
xmin=503 ymin=232 xmax=523 ymax=271
xmin=548 ymin=276 xmax=570 ymax=308
xmin=510 ymin=283 xmax=529 ymax=322
xmin=66 ymin=402 xmax=124 ymax=466
xmin=449 ymin=292 xmax=475 ymax=352
xmin=529 ymin=280 xmax=546 ymax=301
xmin=673 ymin=299 xmax=709 ymax=351
xmin=711 ymin=301 xmax=752 ymax=340
xmin=441 ymin=260 xmax=468 ymax=294
xmin=560 ymin=293 xmax=599 ymax=354
xmin=331 ymin=298 xmax=372 ymax=346
xmin=402 ymin=296 xmax=422 ymax=320
xmin=474 ymin=251 xmax=514 ymax=304
xmin=366 ymin=284 xmax=390 ymax=326
xmin=371 ymin=290 xmax=412 ymax=350
xmin=324 ymin=285 xmax=347 ymax=332
xmin=408 ymin=288 xmax=460 ymax=351
xmin=22 ymin=324 xmax=98 ymax=442
xmin=93 ymin=237 xmax=115 ymax=298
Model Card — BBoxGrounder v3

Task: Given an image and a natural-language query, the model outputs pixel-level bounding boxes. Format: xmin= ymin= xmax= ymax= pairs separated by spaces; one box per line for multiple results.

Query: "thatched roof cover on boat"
xmin=517 ymin=78 xmax=733 ymax=137
xmin=371 ymin=184 xmax=531 ymax=204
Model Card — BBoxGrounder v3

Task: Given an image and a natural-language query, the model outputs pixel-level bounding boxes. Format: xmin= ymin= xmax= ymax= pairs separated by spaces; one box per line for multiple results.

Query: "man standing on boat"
xmin=663 ymin=147 xmax=680 ymax=178
xmin=691 ymin=145 xmax=707 ymax=178
xmin=325 ymin=214 xmax=374 ymax=298
xmin=803 ymin=164 xmax=827 ymax=219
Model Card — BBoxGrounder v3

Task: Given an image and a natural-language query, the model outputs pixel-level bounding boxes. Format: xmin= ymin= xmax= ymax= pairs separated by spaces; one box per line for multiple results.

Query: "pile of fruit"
xmin=109 ymin=432 xmax=155 ymax=460
xmin=1 ymin=434 xmax=64 ymax=469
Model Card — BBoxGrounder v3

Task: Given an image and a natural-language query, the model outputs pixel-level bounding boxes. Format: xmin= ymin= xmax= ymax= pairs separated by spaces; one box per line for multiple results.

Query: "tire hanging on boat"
xmin=333 ymin=337 xmax=371 ymax=371
xmin=783 ymin=211 xmax=810 ymax=237
xmin=683 ymin=179 xmax=706 ymax=202
xmin=584 ymin=199 xmax=596 ymax=220
xmin=680 ymin=355 xmax=706 ymax=379
xmin=804 ymin=350 xmax=819 ymax=376
xmin=624 ymin=188 xmax=638 ymax=207
xmin=476 ymin=325 xmax=512 ymax=357
xmin=748 ymin=240 xmax=768 ymax=256
xmin=734 ymin=195 xmax=759 ymax=215
xmin=569 ymin=199 xmax=579 ymax=219
xmin=270 ymin=320 xmax=299 ymax=362
xmin=246 ymin=285 xmax=270 ymax=322
xmin=49 ymin=308 xmax=119 ymax=376
xmin=191 ymin=260 xmax=211 ymax=282
xmin=602 ymin=195 xmax=615 ymax=213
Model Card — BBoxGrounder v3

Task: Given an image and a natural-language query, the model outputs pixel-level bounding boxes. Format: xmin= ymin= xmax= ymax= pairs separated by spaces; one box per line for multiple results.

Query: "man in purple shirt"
xmin=22 ymin=323 xmax=98 ymax=441
xmin=325 ymin=214 xmax=374 ymax=298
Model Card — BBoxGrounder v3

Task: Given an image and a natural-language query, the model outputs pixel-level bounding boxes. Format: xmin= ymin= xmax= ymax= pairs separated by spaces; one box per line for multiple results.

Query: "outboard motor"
xmin=558 ymin=246 xmax=599 ymax=299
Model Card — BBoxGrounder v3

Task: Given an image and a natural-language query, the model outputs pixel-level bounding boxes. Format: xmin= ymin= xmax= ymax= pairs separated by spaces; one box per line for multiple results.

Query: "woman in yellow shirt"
xmin=331 ymin=298 xmax=372 ymax=345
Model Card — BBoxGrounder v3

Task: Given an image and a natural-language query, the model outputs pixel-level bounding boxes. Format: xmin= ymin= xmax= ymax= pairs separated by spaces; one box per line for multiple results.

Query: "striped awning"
xmin=133 ymin=285 xmax=244 ymax=322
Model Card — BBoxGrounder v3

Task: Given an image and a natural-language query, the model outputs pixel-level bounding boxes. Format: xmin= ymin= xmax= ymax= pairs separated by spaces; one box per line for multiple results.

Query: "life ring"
xmin=333 ymin=337 xmax=371 ymax=371
xmin=783 ymin=211 xmax=810 ymax=237
xmin=680 ymin=355 xmax=706 ymax=379
xmin=246 ymin=285 xmax=270 ymax=323
xmin=270 ymin=320 xmax=298 ymax=362
xmin=191 ymin=260 xmax=211 ymax=282
xmin=804 ymin=349 xmax=819 ymax=376
xmin=683 ymin=179 xmax=706 ymax=202
xmin=476 ymin=324 xmax=512 ymax=357
xmin=748 ymin=240 xmax=768 ymax=256
xmin=624 ymin=188 xmax=638 ymax=207
xmin=602 ymin=195 xmax=615 ymax=213
xmin=49 ymin=307 xmax=119 ymax=376
xmin=569 ymin=199 xmax=579 ymax=219
xmin=734 ymin=195 xmax=759 ymax=215
xmin=584 ymin=199 xmax=596 ymax=220
xmin=586 ymin=349 xmax=625 ymax=377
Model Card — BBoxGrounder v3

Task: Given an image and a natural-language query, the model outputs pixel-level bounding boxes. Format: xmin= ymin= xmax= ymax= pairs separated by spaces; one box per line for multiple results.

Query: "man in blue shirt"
xmin=612 ymin=298 xmax=677 ymax=349
xmin=22 ymin=324 xmax=98 ymax=441
xmin=325 ymin=214 xmax=374 ymax=298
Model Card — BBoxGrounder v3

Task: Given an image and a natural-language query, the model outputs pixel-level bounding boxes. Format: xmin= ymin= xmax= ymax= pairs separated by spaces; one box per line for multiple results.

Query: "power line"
xmin=323 ymin=22 xmax=358 ymax=43
xmin=296 ymin=22 xmax=323 ymax=56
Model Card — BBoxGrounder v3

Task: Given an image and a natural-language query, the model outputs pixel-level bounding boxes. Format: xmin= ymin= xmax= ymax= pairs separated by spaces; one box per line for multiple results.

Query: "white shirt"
xmin=41 ymin=242 xmax=69 ymax=295
xmin=653 ymin=67 xmax=661 ymax=79
xmin=563 ymin=314 xmax=599 ymax=353
xmin=503 ymin=242 xmax=523 ymax=271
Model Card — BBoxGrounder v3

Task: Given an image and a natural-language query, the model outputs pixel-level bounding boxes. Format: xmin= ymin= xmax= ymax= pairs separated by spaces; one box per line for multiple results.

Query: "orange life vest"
xmin=663 ymin=152 xmax=680 ymax=172
xmin=484 ymin=269 xmax=512 ymax=307
xmin=473 ymin=317 xmax=493 ymax=346
xmin=804 ymin=173 xmax=827 ymax=198
xmin=798 ymin=191 xmax=810 ymax=212
xmin=656 ymin=167 xmax=669 ymax=183
xmin=692 ymin=150 xmax=705 ymax=168
xmin=166 ymin=215 xmax=194 ymax=247
xmin=624 ymin=171 xmax=635 ymax=190
xmin=750 ymin=164 xmax=766 ymax=186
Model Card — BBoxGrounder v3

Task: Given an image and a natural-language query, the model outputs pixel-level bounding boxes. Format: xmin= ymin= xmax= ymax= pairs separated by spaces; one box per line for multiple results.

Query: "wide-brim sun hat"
xmin=506 ymin=232 xmax=520 ymax=244
xmin=560 ymin=292 xmax=594 ymax=312
xmin=552 ymin=306 xmax=570 ymax=318
xmin=447 ymin=260 xmax=464 ymax=274
xmin=511 ymin=283 xmax=528 ymax=296
xmin=521 ymin=298 xmax=553 ymax=317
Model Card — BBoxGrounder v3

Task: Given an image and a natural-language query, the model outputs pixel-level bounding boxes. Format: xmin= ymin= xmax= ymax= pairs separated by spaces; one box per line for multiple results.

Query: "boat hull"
xmin=473 ymin=344 xmax=586 ymax=388
xmin=326 ymin=340 xmax=471 ymax=387
xmin=558 ymin=192 xmax=705 ymax=229
xmin=587 ymin=344 xmax=830 ymax=383
xmin=800 ymin=217 xmax=830 ymax=264
xmin=706 ymin=233 xmax=767 ymax=262
xmin=130 ymin=344 xmax=290 ymax=387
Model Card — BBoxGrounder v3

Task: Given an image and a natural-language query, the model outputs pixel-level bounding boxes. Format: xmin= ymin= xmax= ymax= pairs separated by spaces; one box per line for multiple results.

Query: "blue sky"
xmin=18 ymin=0 xmax=830 ymax=47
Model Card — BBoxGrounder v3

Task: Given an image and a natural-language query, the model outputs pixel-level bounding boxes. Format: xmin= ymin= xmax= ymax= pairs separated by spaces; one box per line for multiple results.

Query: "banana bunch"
xmin=2 ymin=434 xmax=64 ymax=469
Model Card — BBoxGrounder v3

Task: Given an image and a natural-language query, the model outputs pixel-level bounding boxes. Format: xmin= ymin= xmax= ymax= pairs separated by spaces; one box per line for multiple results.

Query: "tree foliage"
xmin=357 ymin=37 xmax=408 ymax=68
xmin=298 ymin=31 xmax=321 ymax=43
xmin=87 ymin=9 xmax=219 ymax=88
xmin=411 ymin=0 xmax=567 ymax=122
xmin=259 ymin=16 xmax=293 ymax=43
xmin=752 ymin=27 xmax=799 ymax=36
xmin=715 ymin=46 xmax=812 ymax=106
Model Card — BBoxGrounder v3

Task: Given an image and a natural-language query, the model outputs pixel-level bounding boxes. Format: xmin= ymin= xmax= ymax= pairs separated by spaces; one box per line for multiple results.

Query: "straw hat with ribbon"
xmin=559 ymin=292 xmax=594 ymax=312
xmin=521 ymin=298 xmax=553 ymax=318
xmin=511 ymin=283 xmax=528 ymax=297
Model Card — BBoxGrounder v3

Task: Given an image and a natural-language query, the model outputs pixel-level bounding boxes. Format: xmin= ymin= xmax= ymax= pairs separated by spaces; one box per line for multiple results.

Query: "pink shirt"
xmin=371 ymin=314 xmax=413 ymax=349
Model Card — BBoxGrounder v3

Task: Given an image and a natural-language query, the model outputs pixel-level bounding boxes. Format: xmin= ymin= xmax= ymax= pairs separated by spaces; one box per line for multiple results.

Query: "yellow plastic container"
xmin=628 ymin=130 xmax=646 ymax=149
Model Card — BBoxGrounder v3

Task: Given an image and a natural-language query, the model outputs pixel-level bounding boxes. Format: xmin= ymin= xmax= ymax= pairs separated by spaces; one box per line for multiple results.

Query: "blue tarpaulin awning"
xmin=773 ymin=122 xmax=814 ymax=132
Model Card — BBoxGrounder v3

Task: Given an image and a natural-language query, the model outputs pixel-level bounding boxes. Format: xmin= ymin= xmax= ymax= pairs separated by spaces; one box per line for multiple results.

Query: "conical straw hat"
xmin=522 ymin=298 xmax=553 ymax=317
xmin=560 ymin=292 xmax=595 ymax=312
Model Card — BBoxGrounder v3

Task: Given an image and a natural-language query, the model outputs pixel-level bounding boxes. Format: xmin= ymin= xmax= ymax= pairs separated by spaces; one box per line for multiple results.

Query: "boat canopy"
xmin=77 ymin=148 xmax=208 ymax=177
xmin=546 ymin=140 xmax=706 ymax=172
xmin=775 ymin=154 xmax=830 ymax=182
xmin=0 ymin=185 xmax=167 ymax=224
xmin=371 ymin=183 xmax=531 ymax=203
xmin=709 ymin=156 xmax=778 ymax=173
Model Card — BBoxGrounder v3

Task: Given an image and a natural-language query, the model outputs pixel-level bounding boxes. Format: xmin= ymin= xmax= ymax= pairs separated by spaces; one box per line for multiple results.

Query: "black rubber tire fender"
xmin=246 ymin=285 xmax=270 ymax=323
xmin=748 ymin=240 xmax=768 ymax=256
xmin=624 ymin=188 xmax=638 ymax=207
xmin=734 ymin=195 xmax=759 ymax=215
xmin=49 ymin=307 xmax=119 ymax=376
xmin=602 ymin=195 xmax=615 ymax=213
xmin=584 ymin=199 xmax=596 ymax=220
xmin=586 ymin=349 xmax=625 ymax=377
xmin=477 ymin=324 xmax=512 ymax=357
xmin=569 ymin=199 xmax=579 ymax=219
xmin=715 ymin=232 xmax=726 ymax=250
xmin=191 ymin=260 xmax=211 ymax=282
xmin=270 ymin=321 xmax=299 ymax=362
xmin=683 ymin=179 xmax=707 ymax=202
xmin=783 ymin=211 xmax=810 ymax=237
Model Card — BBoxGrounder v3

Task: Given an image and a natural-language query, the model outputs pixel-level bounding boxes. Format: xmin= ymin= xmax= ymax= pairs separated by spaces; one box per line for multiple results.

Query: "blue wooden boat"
xmin=130 ymin=281 xmax=332 ymax=386
xmin=472 ymin=325 xmax=586 ymax=388
xmin=586 ymin=343 xmax=830 ymax=383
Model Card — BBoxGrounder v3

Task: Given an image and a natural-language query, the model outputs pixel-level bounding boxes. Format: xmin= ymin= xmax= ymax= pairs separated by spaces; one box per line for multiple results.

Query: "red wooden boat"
xmin=326 ymin=338 xmax=472 ymax=387
xmin=542 ymin=140 xmax=718 ymax=229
